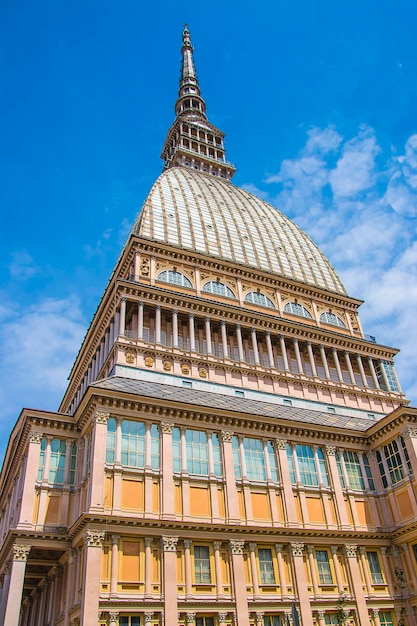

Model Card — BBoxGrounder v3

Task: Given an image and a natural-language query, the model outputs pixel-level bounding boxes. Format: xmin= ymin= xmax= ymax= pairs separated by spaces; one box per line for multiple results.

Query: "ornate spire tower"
xmin=161 ymin=24 xmax=236 ymax=179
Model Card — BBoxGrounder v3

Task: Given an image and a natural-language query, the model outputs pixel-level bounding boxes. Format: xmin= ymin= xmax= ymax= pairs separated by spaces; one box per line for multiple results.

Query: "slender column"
xmin=88 ymin=411 xmax=109 ymax=511
xmin=239 ymin=436 xmax=248 ymax=479
xmin=320 ymin=345 xmax=331 ymax=379
xmin=275 ymin=439 xmax=298 ymax=526
xmin=325 ymin=446 xmax=350 ymax=527
xmin=275 ymin=544 xmax=286 ymax=595
xmin=290 ymin=543 xmax=313 ymax=626
xmin=80 ymin=530 xmax=105 ymax=625
xmin=251 ymin=328 xmax=260 ymax=365
xmin=229 ymin=541 xmax=250 ymax=626
xmin=221 ymin=431 xmax=240 ymax=522
xmin=184 ymin=539 xmax=192 ymax=597
xmin=331 ymin=546 xmax=344 ymax=593
xmin=114 ymin=308 xmax=120 ymax=341
xmin=379 ymin=547 xmax=395 ymax=597
xmin=109 ymin=318 xmax=115 ymax=348
xmin=293 ymin=338 xmax=303 ymax=374
xmin=344 ymin=545 xmax=371 ymax=625
xmin=138 ymin=302 xmax=144 ymax=340
xmin=180 ymin=428 xmax=188 ymax=473
xmin=379 ymin=360 xmax=390 ymax=390
xmin=356 ymin=354 xmax=368 ymax=386
xmin=317 ymin=611 xmax=326 ymax=626
xmin=205 ymin=317 xmax=213 ymax=355
xmin=256 ymin=613 xmax=264 ymax=626
xmin=144 ymin=537 xmax=153 ymax=598
xmin=265 ymin=332 xmax=274 ymax=368
xmin=161 ymin=537 xmax=179 ymax=626
xmin=345 ymin=351 xmax=356 ymax=384
xmin=160 ymin=423 xmax=175 ymax=517
xmin=18 ymin=431 xmax=43 ymax=528
xmin=63 ymin=549 xmax=76 ymax=626
xmin=219 ymin=613 xmax=228 ymax=626
xmin=332 ymin=348 xmax=343 ymax=382
xmin=172 ymin=309 xmax=179 ymax=348
xmin=109 ymin=612 xmax=119 ymax=626
xmin=110 ymin=535 xmax=120 ymax=595
xmin=307 ymin=342 xmax=317 ymax=377
xmin=248 ymin=543 xmax=260 ymax=597
xmin=213 ymin=542 xmax=223 ymax=597
xmin=279 ymin=336 xmax=290 ymax=371
xmin=307 ymin=545 xmax=319 ymax=595
xmin=367 ymin=357 xmax=380 ymax=389
xmin=134 ymin=252 xmax=141 ymax=280
xmin=220 ymin=321 xmax=229 ymax=359
xmin=42 ymin=436 xmax=53 ymax=482
xmin=119 ymin=297 xmax=127 ymax=336
xmin=0 ymin=564 xmax=11 ymax=626
xmin=372 ymin=609 xmax=381 ymax=626
xmin=358 ymin=546 xmax=373 ymax=594
xmin=155 ymin=306 xmax=162 ymax=344
xmin=236 ymin=324 xmax=244 ymax=362
xmin=3 ymin=546 xmax=31 ymax=626
xmin=188 ymin=314 xmax=196 ymax=351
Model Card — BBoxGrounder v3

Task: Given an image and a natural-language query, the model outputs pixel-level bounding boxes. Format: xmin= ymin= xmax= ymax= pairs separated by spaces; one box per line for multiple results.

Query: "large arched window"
xmin=284 ymin=302 xmax=313 ymax=319
xmin=157 ymin=270 xmax=193 ymax=289
xmin=244 ymin=291 xmax=275 ymax=309
xmin=202 ymin=281 xmax=236 ymax=299
xmin=320 ymin=312 xmax=346 ymax=328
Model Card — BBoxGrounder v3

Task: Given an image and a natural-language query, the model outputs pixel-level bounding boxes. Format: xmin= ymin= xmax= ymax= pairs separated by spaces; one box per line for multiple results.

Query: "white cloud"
xmin=329 ymin=128 xmax=380 ymax=198
xmin=0 ymin=296 xmax=86 ymax=459
xmin=9 ymin=250 xmax=40 ymax=280
xmin=386 ymin=134 xmax=417 ymax=217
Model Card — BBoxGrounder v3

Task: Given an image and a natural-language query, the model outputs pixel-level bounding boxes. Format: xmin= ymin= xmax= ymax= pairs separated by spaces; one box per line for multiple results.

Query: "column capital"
xmin=186 ymin=613 xmax=196 ymax=623
xmin=188 ymin=312 xmax=195 ymax=319
xmin=144 ymin=613 xmax=154 ymax=624
xmin=380 ymin=546 xmax=388 ymax=555
xmin=307 ymin=545 xmax=314 ymax=555
xmin=221 ymin=429 xmax=233 ymax=442
xmin=183 ymin=539 xmax=192 ymax=549
xmin=256 ymin=613 xmax=265 ymax=621
xmin=28 ymin=430 xmax=43 ymax=444
xmin=111 ymin=534 xmax=121 ymax=546
xmin=345 ymin=544 xmax=358 ymax=558
xmin=372 ymin=609 xmax=380 ymax=618
xmin=94 ymin=410 xmax=110 ymax=425
xmin=331 ymin=546 xmax=339 ymax=555
xmin=109 ymin=612 xmax=119 ymax=621
xmin=402 ymin=425 xmax=417 ymax=439
xmin=326 ymin=444 xmax=336 ymax=455
xmin=358 ymin=546 xmax=366 ymax=556
xmin=84 ymin=529 xmax=105 ymax=548
xmin=290 ymin=542 xmax=304 ymax=556
xmin=12 ymin=545 xmax=31 ymax=561
xmin=229 ymin=540 xmax=245 ymax=555
xmin=274 ymin=438 xmax=287 ymax=450
xmin=317 ymin=611 xmax=326 ymax=621
xmin=213 ymin=541 xmax=223 ymax=551
xmin=275 ymin=544 xmax=284 ymax=554
xmin=248 ymin=542 xmax=257 ymax=552
xmin=220 ymin=319 xmax=226 ymax=327
xmin=160 ymin=421 xmax=174 ymax=434
xmin=161 ymin=536 xmax=178 ymax=552
xmin=218 ymin=613 xmax=228 ymax=622
xmin=144 ymin=537 xmax=153 ymax=548
xmin=120 ymin=296 xmax=127 ymax=303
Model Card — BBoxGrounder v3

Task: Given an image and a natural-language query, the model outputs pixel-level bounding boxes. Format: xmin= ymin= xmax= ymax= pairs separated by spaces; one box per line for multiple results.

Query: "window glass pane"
xmin=267 ymin=441 xmax=279 ymax=482
xmin=121 ymin=420 xmax=145 ymax=468
xmin=384 ymin=440 xmax=404 ymax=484
xmin=320 ymin=312 xmax=346 ymax=328
xmin=258 ymin=548 xmax=275 ymax=584
xmin=186 ymin=429 xmax=208 ymax=475
xmin=69 ymin=442 xmax=77 ymax=485
xmin=317 ymin=447 xmax=329 ymax=487
xmin=296 ymin=445 xmax=318 ymax=486
xmin=244 ymin=437 xmax=266 ymax=481
xmin=150 ymin=424 xmax=160 ymax=470
xmin=49 ymin=439 xmax=66 ymax=484
xmin=232 ymin=436 xmax=241 ymax=479
xmin=38 ymin=437 xmax=47 ymax=481
xmin=286 ymin=445 xmax=296 ymax=485
xmin=284 ymin=302 xmax=312 ymax=318
xmin=401 ymin=436 xmax=413 ymax=475
xmin=106 ymin=417 xmax=116 ymax=464
xmin=316 ymin=550 xmax=333 ymax=584
xmin=343 ymin=451 xmax=365 ymax=490
xmin=379 ymin=612 xmax=394 ymax=626
xmin=158 ymin=270 xmax=192 ymax=288
xmin=194 ymin=546 xmax=211 ymax=583
xmin=367 ymin=552 xmax=384 ymax=584
xmin=244 ymin=291 xmax=275 ymax=308
xmin=172 ymin=427 xmax=181 ymax=472
xmin=376 ymin=450 xmax=388 ymax=488
xmin=202 ymin=281 xmax=235 ymax=298
xmin=212 ymin=433 xmax=223 ymax=477
xmin=362 ymin=453 xmax=375 ymax=490
xmin=335 ymin=451 xmax=345 ymax=488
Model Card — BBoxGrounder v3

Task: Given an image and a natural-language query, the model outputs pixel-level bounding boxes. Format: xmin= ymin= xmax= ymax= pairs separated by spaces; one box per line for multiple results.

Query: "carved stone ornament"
xmin=181 ymin=363 xmax=191 ymax=375
xmin=29 ymin=430 xmax=43 ymax=444
xmin=161 ymin=536 xmax=179 ymax=552
xmin=145 ymin=356 xmax=154 ymax=367
xmin=13 ymin=545 xmax=31 ymax=561
xmin=290 ymin=543 xmax=305 ymax=557
xmin=163 ymin=360 xmax=172 ymax=371
xmin=229 ymin=540 xmax=245 ymax=555
xmin=125 ymin=351 xmax=135 ymax=364
xmin=221 ymin=430 xmax=233 ymax=443
xmin=403 ymin=426 xmax=417 ymax=439
xmin=160 ymin=422 xmax=174 ymax=434
xmin=345 ymin=544 xmax=358 ymax=558
xmin=218 ymin=613 xmax=228 ymax=623
xmin=108 ymin=612 xmax=119 ymax=622
xmin=144 ymin=613 xmax=154 ymax=624
xmin=199 ymin=367 xmax=208 ymax=378
xmin=144 ymin=537 xmax=153 ymax=548
xmin=84 ymin=530 xmax=105 ymax=548
xmin=326 ymin=445 xmax=336 ymax=455
xmin=111 ymin=535 xmax=121 ymax=546
xmin=141 ymin=259 xmax=150 ymax=275
xmin=317 ymin=611 xmax=325 ymax=621
xmin=94 ymin=411 xmax=110 ymax=425
xmin=186 ymin=614 xmax=196 ymax=624
xmin=274 ymin=438 xmax=287 ymax=450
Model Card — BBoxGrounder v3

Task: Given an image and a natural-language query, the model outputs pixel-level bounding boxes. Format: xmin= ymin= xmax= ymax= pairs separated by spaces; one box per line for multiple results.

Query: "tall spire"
xmin=161 ymin=25 xmax=235 ymax=180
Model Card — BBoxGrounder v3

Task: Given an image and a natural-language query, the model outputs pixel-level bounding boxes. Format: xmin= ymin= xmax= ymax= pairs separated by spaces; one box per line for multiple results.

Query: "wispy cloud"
xmin=250 ymin=126 xmax=417 ymax=404
xmin=9 ymin=250 xmax=40 ymax=280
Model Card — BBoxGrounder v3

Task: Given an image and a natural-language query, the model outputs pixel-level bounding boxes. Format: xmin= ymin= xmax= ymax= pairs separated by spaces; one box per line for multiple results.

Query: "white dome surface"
xmin=133 ymin=167 xmax=346 ymax=295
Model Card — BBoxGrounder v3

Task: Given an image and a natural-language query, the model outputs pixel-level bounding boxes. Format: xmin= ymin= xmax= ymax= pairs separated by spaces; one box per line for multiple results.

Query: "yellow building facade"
xmin=1 ymin=25 xmax=417 ymax=626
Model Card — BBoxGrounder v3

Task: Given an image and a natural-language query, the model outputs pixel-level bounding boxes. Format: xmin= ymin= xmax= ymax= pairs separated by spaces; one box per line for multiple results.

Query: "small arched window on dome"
xmin=320 ymin=311 xmax=346 ymax=328
xmin=202 ymin=281 xmax=236 ymax=299
xmin=244 ymin=291 xmax=275 ymax=309
xmin=284 ymin=302 xmax=313 ymax=319
xmin=157 ymin=270 xmax=193 ymax=289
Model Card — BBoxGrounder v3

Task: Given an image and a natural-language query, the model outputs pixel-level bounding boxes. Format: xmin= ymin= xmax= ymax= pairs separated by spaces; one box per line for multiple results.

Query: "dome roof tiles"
xmin=133 ymin=167 xmax=346 ymax=295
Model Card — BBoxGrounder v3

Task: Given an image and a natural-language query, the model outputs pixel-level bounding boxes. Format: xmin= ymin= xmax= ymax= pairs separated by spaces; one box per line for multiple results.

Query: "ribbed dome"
xmin=133 ymin=167 xmax=346 ymax=295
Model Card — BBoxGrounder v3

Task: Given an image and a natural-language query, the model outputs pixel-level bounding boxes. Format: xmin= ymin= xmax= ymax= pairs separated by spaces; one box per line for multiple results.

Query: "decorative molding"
xmin=345 ymin=544 xmax=358 ymax=558
xmin=275 ymin=544 xmax=283 ymax=554
xmin=29 ymin=431 xmax=43 ymax=444
xmin=183 ymin=539 xmax=192 ymax=549
xmin=403 ymin=426 xmax=417 ymax=439
xmin=144 ymin=537 xmax=153 ymax=548
xmin=84 ymin=530 xmax=105 ymax=548
xmin=213 ymin=541 xmax=223 ymax=551
xmin=317 ymin=611 xmax=325 ymax=621
xmin=94 ymin=411 xmax=110 ymax=425
xmin=108 ymin=612 xmax=119 ymax=622
xmin=248 ymin=542 xmax=257 ymax=552
xmin=221 ymin=430 xmax=233 ymax=443
xmin=161 ymin=536 xmax=178 ymax=552
xmin=326 ymin=445 xmax=336 ymax=455
xmin=144 ymin=613 xmax=154 ymax=624
xmin=12 ymin=545 xmax=31 ymax=561
xmin=218 ymin=613 xmax=228 ymax=623
xmin=186 ymin=613 xmax=196 ymax=623
xmin=229 ymin=540 xmax=245 ymax=555
xmin=111 ymin=535 xmax=121 ymax=546
xmin=290 ymin=542 xmax=304 ymax=557
xmin=160 ymin=422 xmax=174 ymax=434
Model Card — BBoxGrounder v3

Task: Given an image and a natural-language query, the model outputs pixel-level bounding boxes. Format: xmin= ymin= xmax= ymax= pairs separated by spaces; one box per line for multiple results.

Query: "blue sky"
xmin=1 ymin=0 xmax=417 ymax=461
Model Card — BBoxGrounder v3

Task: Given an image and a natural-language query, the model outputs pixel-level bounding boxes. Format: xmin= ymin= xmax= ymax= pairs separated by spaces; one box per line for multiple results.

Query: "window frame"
xmin=258 ymin=548 xmax=276 ymax=584
xmin=157 ymin=270 xmax=193 ymax=289
xmin=284 ymin=301 xmax=313 ymax=319
xmin=316 ymin=550 xmax=333 ymax=585
xmin=244 ymin=291 xmax=275 ymax=309
xmin=194 ymin=545 xmax=211 ymax=584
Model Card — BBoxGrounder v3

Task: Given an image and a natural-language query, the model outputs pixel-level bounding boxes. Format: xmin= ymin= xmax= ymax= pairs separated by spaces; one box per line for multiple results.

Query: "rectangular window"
xmin=267 ymin=441 xmax=279 ymax=482
xmin=119 ymin=617 xmax=141 ymax=626
xmin=196 ymin=619 xmax=214 ymax=626
xmin=150 ymin=424 xmax=160 ymax=470
xmin=376 ymin=451 xmax=388 ymax=488
xmin=212 ymin=433 xmax=223 ymax=477
xmin=316 ymin=550 xmax=333 ymax=585
xmin=384 ymin=440 xmax=404 ymax=484
xmin=121 ymin=420 xmax=145 ymax=468
xmin=362 ymin=453 xmax=375 ymax=490
xmin=232 ymin=436 xmax=242 ymax=479
xmin=335 ymin=451 xmax=345 ymax=488
xmin=38 ymin=438 xmax=47 ymax=481
xmin=172 ymin=427 xmax=181 ymax=472
xmin=85 ymin=432 xmax=92 ymax=475
xmin=316 ymin=447 xmax=329 ymax=487
xmin=244 ymin=437 xmax=266 ymax=481
xmin=194 ymin=546 xmax=211 ymax=583
xmin=379 ymin=612 xmax=394 ymax=626
xmin=296 ymin=445 xmax=318 ymax=487
xmin=186 ymin=429 xmax=208 ymax=475
xmin=258 ymin=548 xmax=275 ymax=584
xmin=69 ymin=442 xmax=77 ymax=485
xmin=400 ymin=436 xmax=413 ymax=476
xmin=367 ymin=552 xmax=384 ymax=584
xmin=286 ymin=444 xmax=296 ymax=485
xmin=264 ymin=617 xmax=283 ymax=626
xmin=106 ymin=417 xmax=116 ymax=464
xmin=49 ymin=439 xmax=66 ymax=484
xmin=343 ymin=451 xmax=365 ymax=490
